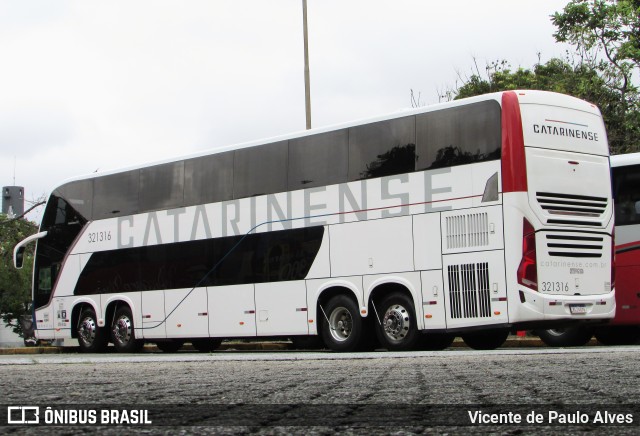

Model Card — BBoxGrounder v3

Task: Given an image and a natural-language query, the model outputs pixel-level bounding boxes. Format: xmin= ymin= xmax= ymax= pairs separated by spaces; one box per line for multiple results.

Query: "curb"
xmin=0 ymin=337 xmax=574 ymax=355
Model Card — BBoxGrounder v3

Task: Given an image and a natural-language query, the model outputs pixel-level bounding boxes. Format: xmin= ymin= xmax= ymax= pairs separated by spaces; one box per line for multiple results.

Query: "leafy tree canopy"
xmin=441 ymin=0 xmax=640 ymax=155
xmin=553 ymin=0 xmax=639 ymax=82
xmin=0 ymin=215 xmax=37 ymax=337
xmin=453 ymin=57 xmax=639 ymax=154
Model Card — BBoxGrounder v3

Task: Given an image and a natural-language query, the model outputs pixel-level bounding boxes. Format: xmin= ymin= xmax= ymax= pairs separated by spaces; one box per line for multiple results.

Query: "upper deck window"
xmin=416 ymin=100 xmax=501 ymax=170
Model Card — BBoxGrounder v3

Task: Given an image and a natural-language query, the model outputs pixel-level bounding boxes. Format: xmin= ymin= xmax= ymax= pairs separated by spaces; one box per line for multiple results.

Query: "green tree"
xmin=552 ymin=0 xmax=640 ymax=153
xmin=553 ymin=0 xmax=639 ymax=86
xmin=440 ymin=0 xmax=640 ymax=154
xmin=452 ymin=57 xmax=639 ymax=154
xmin=0 ymin=215 xmax=37 ymax=337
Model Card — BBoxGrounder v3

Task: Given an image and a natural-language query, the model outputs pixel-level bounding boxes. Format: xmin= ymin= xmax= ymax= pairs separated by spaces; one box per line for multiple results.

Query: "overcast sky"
xmin=0 ymin=0 xmax=572 ymax=221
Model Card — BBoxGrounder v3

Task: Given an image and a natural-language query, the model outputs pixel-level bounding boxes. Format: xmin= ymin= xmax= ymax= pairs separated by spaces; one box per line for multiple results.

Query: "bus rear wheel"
xmin=77 ymin=307 xmax=108 ymax=353
xmin=111 ymin=306 xmax=143 ymax=353
xmin=537 ymin=327 xmax=593 ymax=347
xmin=462 ymin=329 xmax=509 ymax=350
xmin=320 ymin=295 xmax=363 ymax=352
xmin=375 ymin=293 xmax=420 ymax=351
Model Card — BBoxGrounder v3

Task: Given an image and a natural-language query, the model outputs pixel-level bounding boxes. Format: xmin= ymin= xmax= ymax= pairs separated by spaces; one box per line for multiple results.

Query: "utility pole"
xmin=302 ymin=0 xmax=311 ymax=130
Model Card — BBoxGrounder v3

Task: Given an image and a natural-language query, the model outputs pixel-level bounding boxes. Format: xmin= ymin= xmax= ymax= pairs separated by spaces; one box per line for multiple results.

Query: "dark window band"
xmin=74 ymin=226 xmax=325 ymax=295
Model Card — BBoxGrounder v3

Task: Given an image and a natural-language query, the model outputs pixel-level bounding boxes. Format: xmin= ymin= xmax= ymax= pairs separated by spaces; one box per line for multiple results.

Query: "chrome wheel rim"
xmin=113 ymin=315 xmax=133 ymax=346
xmin=79 ymin=316 xmax=97 ymax=345
xmin=329 ymin=306 xmax=353 ymax=342
xmin=383 ymin=304 xmax=410 ymax=342
xmin=547 ymin=329 xmax=566 ymax=337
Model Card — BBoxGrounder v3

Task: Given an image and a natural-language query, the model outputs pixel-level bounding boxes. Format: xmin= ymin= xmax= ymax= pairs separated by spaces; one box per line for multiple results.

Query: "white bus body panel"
xmin=165 ymin=287 xmax=208 ymax=338
xmin=413 ymin=212 xmax=443 ymax=271
xmin=420 ymin=270 xmax=448 ymax=329
xmin=525 ymin=147 xmax=612 ymax=228
xmin=255 ymin=281 xmax=309 ymax=336
xmin=208 ymin=284 xmax=257 ymax=337
xmin=140 ymin=290 xmax=165 ymax=339
xmin=330 ymin=216 xmax=414 ymax=277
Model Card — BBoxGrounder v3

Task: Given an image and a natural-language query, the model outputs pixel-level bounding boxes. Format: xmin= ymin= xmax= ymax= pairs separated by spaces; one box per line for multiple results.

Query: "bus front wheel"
xmin=77 ymin=307 xmax=108 ymax=353
xmin=111 ymin=306 xmax=143 ymax=353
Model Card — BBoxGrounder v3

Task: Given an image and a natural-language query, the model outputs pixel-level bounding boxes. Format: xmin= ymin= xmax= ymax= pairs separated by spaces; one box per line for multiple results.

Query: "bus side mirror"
xmin=14 ymin=246 xmax=25 ymax=269
xmin=13 ymin=231 xmax=48 ymax=270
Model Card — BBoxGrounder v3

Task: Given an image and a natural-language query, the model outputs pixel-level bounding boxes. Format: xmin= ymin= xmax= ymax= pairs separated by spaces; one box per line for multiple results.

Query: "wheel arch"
xmin=366 ymin=277 xmax=423 ymax=330
xmin=70 ymin=300 xmax=101 ymax=339
xmin=314 ymin=282 xmax=363 ymax=331
xmin=101 ymin=295 xmax=137 ymax=329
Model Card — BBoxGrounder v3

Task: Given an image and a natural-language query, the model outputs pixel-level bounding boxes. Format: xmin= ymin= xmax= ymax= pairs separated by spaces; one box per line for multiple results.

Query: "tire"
xmin=594 ymin=326 xmax=640 ymax=346
xmin=462 ymin=329 xmax=509 ymax=350
xmin=538 ymin=327 xmax=593 ymax=347
xmin=374 ymin=293 xmax=421 ymax=351
xmin=421 ymin=333 xmax=455 ymax=351
xmin=111 ymin=306 xmax=143 ymax=353
xmin=77 ymin=307 xmax=108 ymax=353
xmin=320 ymin=295 xmax=364 ymax=352
xmin=156 ymin=340 xmax=184 ymax=353
xmin=191 ymin=339 xmax=221 ymax=353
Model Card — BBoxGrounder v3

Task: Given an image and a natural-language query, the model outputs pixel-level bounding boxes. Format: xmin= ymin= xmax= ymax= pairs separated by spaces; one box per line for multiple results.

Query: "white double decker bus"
xmin=14 ymin=90 xmax=615 ymax=352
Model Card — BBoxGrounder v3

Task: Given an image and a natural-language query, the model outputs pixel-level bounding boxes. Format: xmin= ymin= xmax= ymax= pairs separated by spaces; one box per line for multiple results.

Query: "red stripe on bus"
xmin=501 ymin=91 xmax=527 ymax=193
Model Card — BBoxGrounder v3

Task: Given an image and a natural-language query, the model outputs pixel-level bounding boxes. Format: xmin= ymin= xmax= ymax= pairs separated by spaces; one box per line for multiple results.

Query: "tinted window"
xmin=139 ymin=161 xmax=184 ymax=212
xmin=234 ymin=141 xmax=288 ymax=198
xmin=348 ymin=116 xmax=416 ymax=181
xmin=184 ymin=151 xmax=234 ymax=206
xmin=54 ymin=180 xmax=93 ymax=222
xmin=613 ymin=163 xmax=640 ymax=226
xmin=35 ymin=194 xmax=88 ymax=308
xmin=93 ymin=171 xmax=140 ymax=219
xmin=416 ymin=100 xmax=501 ymax=170
xmin=288 ymin=129 xmax=348 ymax=189
xmin=74 ymin=227 xmax=325 ymax=294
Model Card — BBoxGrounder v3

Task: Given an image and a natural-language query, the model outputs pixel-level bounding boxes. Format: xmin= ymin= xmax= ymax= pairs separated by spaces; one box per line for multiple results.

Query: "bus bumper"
xmin=517 ymin=288 xmax=615 ymax=321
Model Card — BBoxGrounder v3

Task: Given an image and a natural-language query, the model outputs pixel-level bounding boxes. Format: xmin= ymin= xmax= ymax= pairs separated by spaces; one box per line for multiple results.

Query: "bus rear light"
xmin=517 ymin=218 xmax=537 ymax=291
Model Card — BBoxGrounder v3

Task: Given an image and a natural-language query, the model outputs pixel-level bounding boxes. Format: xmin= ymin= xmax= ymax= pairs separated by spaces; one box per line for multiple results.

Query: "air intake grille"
xmin=536 ymin=192 xmax=607 ymax=218
xmin=545 ymin=233 xmax=604 ymax=258
xmin=448 ymin=262 xmax=491 ymax=319
xmin=445 ymin=212 xmax=489 ymax=249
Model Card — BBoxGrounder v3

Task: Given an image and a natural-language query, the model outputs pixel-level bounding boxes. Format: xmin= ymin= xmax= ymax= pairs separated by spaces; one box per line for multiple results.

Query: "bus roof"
xmin=50 ymin=90 xmax=601 ymax=191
